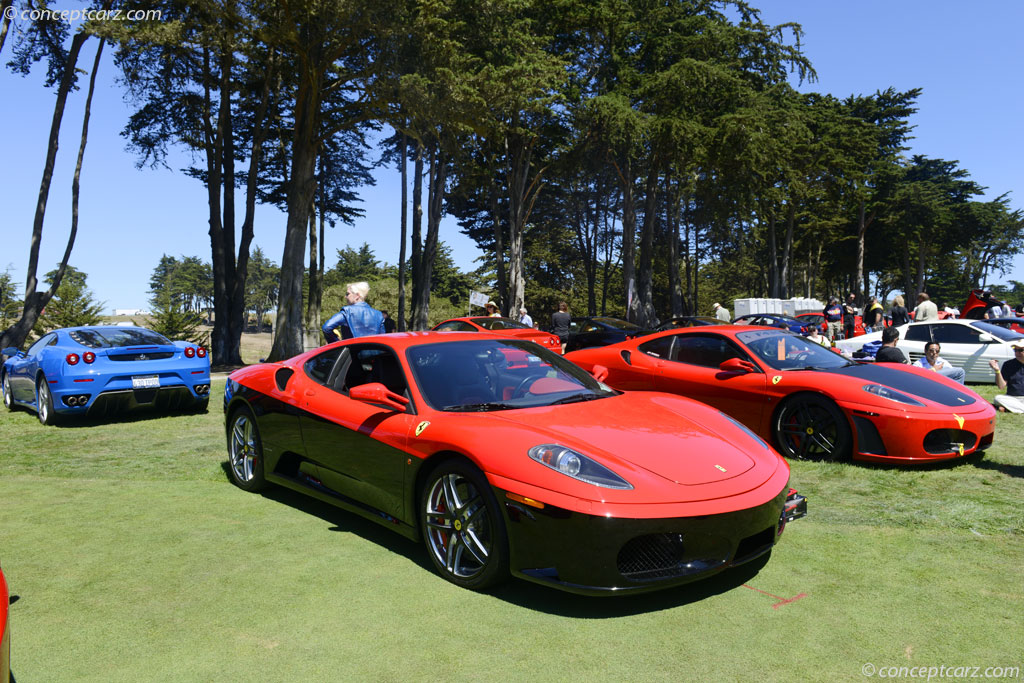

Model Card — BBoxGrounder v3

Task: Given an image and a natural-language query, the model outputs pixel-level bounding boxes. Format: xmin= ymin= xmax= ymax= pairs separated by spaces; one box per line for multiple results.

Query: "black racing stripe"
xmin=821 ymin=363 xmax=977 ymax=407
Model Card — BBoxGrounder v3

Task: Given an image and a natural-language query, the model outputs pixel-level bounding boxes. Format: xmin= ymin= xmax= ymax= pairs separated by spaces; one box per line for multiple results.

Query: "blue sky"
xmin=1 ymin=0 xmax=1021 ymax=313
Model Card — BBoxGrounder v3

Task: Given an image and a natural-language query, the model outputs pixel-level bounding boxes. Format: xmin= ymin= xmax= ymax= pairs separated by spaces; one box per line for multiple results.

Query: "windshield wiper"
xmin=547 ymin=392 xmax=608 ymax=406
xmin=443 ymin=402 xmax=515 ymax=412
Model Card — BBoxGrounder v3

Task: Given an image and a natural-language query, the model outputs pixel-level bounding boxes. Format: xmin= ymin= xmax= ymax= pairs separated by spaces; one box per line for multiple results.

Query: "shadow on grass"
xmin=970 ymin=457 xmax=1024 ymax=479
xmin=218 ymin=461 xmax=772 ymax=616
xmin=488 ymin=553 xmax=772 ymax=618
xmin=50 ymin=406 xmax=211 ymax=429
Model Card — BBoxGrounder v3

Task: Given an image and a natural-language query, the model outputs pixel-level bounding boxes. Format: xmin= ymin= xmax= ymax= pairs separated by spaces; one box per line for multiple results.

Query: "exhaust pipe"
xmin=67 ymin=396 xmax=78 ymax=406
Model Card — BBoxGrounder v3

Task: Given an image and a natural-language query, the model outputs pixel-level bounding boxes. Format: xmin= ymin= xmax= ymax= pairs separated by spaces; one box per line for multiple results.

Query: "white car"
xmin=835 ymin=319 xmax=1023 ymax=383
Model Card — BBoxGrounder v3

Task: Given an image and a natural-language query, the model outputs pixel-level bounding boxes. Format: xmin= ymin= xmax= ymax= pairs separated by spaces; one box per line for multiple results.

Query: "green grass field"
xmin=1 ymin=381 xmax=1022 ymax=680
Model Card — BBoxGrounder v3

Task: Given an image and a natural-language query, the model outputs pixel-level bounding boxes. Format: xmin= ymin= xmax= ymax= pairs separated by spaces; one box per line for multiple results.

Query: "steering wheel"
xmin=512 ymin=375 xmax=538 ymax=398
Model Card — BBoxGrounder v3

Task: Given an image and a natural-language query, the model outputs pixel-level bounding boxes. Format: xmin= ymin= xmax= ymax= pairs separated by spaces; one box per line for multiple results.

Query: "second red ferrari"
xmin=566 ymin=326 xmax=996 ymax=465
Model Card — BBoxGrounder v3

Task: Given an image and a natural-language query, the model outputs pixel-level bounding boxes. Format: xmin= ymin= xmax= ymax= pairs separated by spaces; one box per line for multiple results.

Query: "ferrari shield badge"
xmin=953 ymin=414 xmax=965 ymax=429
xmin=772 ymin=375 xmax=783 ymax=385
xmin=415 ymin=421 xmax=431 ymax=437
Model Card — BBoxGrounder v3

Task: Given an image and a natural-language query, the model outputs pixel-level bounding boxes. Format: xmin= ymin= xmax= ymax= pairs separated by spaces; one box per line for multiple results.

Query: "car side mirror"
xmin=348 ymin=382 xmax=410 ymax=412
xmin=977 ymin=333 xmax=995 ymax=343
xmin=719 ymin=358 xmax=756 ymax=374
xmin=591 ymin=364 xmax=609 ymax=382
xmin=2 ymin=347 xmax=22 ymax=358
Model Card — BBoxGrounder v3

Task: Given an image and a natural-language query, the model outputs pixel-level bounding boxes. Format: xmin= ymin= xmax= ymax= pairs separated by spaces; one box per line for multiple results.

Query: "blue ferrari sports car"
xmin=2 ymin=325 xmax=211 ymax=424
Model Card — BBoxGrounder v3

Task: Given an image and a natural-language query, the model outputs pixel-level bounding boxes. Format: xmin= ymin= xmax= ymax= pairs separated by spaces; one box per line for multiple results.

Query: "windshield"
xmin=970 ymin=321 xmax=1024 ymax=342
xmin=469 ymin=317 xmax=530 ymax=330
xmin=406 ymin=339 xmax=614 ymax=411
xmin=737 ymin=329 xmax=851 ymax=371
xmin=69 ymin=327 xmax=172 ymax=348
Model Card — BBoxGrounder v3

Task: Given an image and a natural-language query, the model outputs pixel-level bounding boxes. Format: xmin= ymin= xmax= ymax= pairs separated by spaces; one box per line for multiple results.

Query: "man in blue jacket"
xmin=322 ymin=281 xmax=386 ymax=341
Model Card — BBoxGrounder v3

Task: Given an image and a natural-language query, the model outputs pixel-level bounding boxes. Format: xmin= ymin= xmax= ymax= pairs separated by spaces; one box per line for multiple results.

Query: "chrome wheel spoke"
xmin=461 ymin=528 xmax=489 ymax=565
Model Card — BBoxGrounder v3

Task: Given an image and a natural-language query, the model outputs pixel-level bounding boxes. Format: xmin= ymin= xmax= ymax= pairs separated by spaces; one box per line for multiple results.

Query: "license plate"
xmin=132 ymin=375 xmax=160 ymax=389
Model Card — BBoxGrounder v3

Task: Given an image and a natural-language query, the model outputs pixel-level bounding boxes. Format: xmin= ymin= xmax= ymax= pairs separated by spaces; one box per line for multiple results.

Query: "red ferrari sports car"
xmin=432 ymin=316 xmax=563 ymax=354
xmin=223 ymin=332 xmax=805 ymax=595
xmin=565 ymin=327 xmax=996 ymax=465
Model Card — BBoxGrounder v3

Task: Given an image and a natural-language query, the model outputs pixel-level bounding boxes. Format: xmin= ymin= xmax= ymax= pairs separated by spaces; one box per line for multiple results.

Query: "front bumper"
xmin=498 ymin=485 xmax=799 ymax=595
xmin=843 ymin=401 xmax=996 ymax=463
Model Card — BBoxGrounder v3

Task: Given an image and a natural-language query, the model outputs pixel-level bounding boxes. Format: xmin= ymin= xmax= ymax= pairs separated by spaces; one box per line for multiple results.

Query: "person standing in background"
xmin=713 ymin=302 xmax=731 ymax=322
xmin=913 ymin=292 xmax=938 ymax=323
xmin=551 ymin=301 xmax=571 ymax=354
xmin=519 ymin=307 xmax=533 ymax=328
xmin=322 ymin=281 xmax=385 ymax=341
xmin=889 ymin=295 xmax=910 ymax=326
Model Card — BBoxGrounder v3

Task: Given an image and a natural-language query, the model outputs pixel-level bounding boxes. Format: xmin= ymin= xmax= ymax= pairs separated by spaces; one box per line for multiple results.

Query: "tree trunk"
xmin=228 ymin=53 xmax=274 ymax=362
xmin=766 ymin=208 xmax=778 ymax=298
xmin=668 ymin=183 xmax=682 ymax=318
xmin=613 ymin=158 xmax=637 ymax=322
xmin=268 ymin=65 xmax=321 ymax=361
xmin=636 ymin=165 xmax=659 ymax=328
xmin=210 ymin=43 xmax=238 ymax=365
xmin=409 ymin=143 xmax=424 ymax=329
xmin=397 ymin=133 xmax=408 ymax=331
xmin=0 ymin=0 xmax=13 ymax=57
xmin=411 ymin=146 xmax=445 ymax=330
xmin=780 ymin=202 xmax=795 ymax=299
xmin=0 ymin=30 xmax=90 ymax=351
xmin=505 ymin=132 xmax=542 ymax=320
xmin=490 ymin=192 xmax=506 ymax=312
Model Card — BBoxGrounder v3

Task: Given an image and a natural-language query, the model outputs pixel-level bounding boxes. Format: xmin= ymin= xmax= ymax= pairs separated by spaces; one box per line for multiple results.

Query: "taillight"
xmin=184 ymin=347 xmax=195 ymax=358
xmin=66 ymin=353 xmax=79 ymax=365
xmin=83 ymin=351 xmax=95 ymax=364
xmin=197 ymin=347 xmax=207 ymax=358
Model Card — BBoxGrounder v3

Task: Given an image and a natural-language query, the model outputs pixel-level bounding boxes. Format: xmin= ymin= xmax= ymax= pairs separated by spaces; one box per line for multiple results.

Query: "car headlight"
xmin=528 ymin=445 xmax=633 ymax=489
xmin=862 ymin=383 xmax=924 ymax=406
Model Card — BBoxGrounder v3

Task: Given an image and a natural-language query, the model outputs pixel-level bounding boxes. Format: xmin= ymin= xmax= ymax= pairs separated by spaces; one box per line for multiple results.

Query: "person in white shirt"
xmin=914 ymin=341 xmax=965 ymax=383
xmin=913 ymin=292 xmax=938 ymax=322
xmin=713 ymin=303 xmax=731 ymax=322
xmin=519 ymin=307 xmax=533 ymax=328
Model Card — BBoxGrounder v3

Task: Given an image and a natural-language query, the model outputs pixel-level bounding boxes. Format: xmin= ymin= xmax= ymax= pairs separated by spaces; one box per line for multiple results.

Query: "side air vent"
xmin=275 ymin=367 xmax=295 ymax=392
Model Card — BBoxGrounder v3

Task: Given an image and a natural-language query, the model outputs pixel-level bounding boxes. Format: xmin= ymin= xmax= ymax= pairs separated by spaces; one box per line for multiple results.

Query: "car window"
xmin=580 ymin=322 xmax=601 ymax=333
xmin=28 ymin=334 xmax=55 ymax=356
xmin=339 ymin=345 xmax=409 ymax=397
xmin=971 ymin=321 xmax=1024 ymax=342
xmin=304 ymin=347 xmax=343 ymax=385
xmin=931 ymin=324 xmax=983 ymax=345
xmin=671 ymin=334 xmax=745 ymax=368
xmin=736 ymin=329 xmax=849 ymax=371
xmin=639 ymin=335 xmax=674 ymax=359
xmin=470 ymin=317 xmax=528 ymax=330
xmin=435 ymin=321 xmax=475 ymax=332
xmin=903 ymin=324 xmax=932 ymax=343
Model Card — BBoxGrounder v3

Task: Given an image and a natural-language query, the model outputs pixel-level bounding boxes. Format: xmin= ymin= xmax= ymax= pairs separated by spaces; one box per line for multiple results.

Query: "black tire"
xmin=227 ymin=406 xmax=267 ymax=492
xmin=773 ymin=394 xmax=852 ymax=462
xmin=36 ymin=377 xmax=60 ymax=426
xmin=2 ymin=372 xmax=13 ymax=412
xmin=420 ymin=459 xmax=509 ymax=591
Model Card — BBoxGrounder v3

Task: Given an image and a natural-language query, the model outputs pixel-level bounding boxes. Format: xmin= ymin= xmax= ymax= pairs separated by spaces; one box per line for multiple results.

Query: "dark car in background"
xmin=732 ymin=313 xmax=811 ymax=336
xmin=564 ymin=317 xmax=654 ymax=353
xmin=656 ymin=316 xmax=729 ymax=331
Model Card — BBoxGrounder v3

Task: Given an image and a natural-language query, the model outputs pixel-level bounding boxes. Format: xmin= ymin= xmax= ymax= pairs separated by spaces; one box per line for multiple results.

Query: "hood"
xmin=487 ymin=393 xmax=768 ymax=487
xmin=821 ymin=363 xmax=977 ymax=407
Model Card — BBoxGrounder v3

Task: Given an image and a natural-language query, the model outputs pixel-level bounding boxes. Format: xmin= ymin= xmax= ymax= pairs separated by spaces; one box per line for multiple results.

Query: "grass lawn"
xmin=1 ymin=382 xmax=1022 ymax=680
